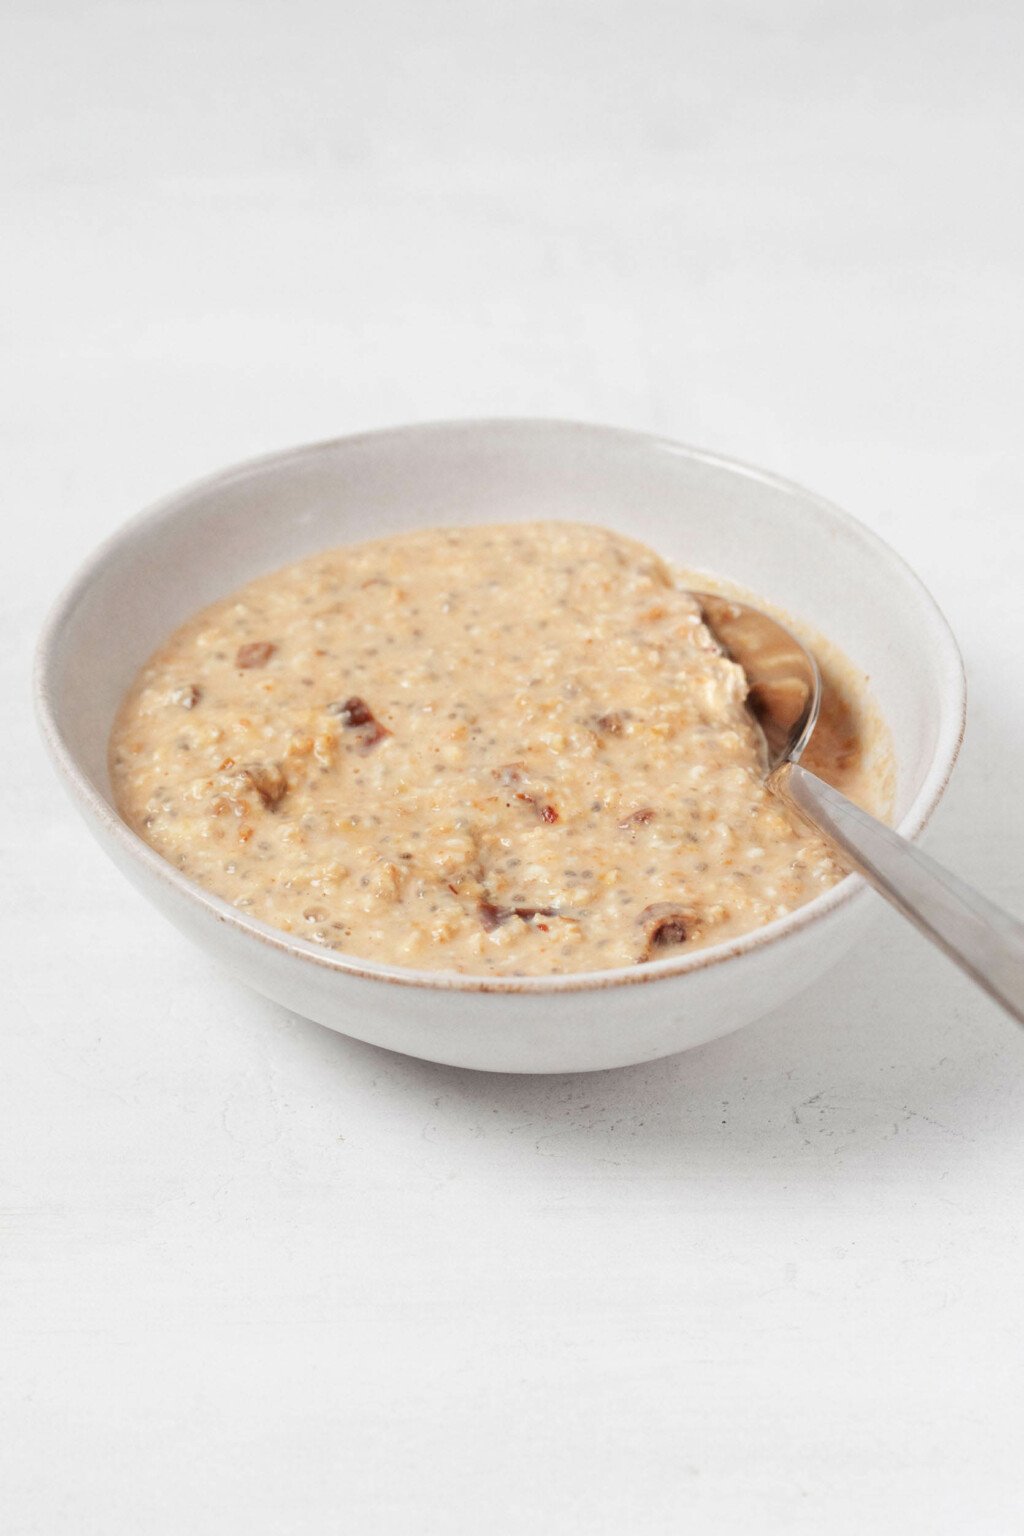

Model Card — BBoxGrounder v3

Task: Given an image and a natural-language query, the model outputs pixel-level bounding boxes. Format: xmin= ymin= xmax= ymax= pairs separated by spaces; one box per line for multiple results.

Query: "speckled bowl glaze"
xmin=36 ymin=420 xmax=965 ymax=1072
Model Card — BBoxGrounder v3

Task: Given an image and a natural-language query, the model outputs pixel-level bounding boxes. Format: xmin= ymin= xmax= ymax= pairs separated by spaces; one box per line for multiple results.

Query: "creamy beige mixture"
xmin=111 ymin=523 xmax=889 ymax=975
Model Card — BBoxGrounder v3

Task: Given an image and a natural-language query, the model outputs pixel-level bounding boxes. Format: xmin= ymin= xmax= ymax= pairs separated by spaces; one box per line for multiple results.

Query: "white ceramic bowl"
xmin=36 ymin=420 xmax=965 ymax=1073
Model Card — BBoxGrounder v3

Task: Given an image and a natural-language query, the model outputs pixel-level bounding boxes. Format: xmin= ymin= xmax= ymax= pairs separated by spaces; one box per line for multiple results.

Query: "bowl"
xmin=35 ymin=420 xmax=965 ymax=1073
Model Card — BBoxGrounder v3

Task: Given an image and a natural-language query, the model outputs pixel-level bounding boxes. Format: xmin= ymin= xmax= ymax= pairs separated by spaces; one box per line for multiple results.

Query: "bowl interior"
xmin=41 ymin=420 xmax=962 ymax=857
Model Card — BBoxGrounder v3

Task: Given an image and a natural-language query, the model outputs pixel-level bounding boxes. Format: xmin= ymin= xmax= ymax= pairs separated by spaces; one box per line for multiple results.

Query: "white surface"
xmin=4 ymin=1 xmax=1024 ymax=1530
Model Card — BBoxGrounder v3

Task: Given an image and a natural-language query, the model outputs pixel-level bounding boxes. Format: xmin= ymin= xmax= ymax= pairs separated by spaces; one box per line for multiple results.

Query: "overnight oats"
xmin=110 ymin=523 xmax=891 ymax=975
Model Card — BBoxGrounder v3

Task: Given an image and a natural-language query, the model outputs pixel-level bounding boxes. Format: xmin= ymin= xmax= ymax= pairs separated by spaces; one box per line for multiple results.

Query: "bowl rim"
xmin=35 ymin=417 xmax=967 ymax=995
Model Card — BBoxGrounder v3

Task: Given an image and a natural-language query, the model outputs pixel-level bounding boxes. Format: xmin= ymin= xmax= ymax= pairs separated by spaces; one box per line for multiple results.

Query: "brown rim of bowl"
xmin=34 ymin=418 xmax=968 ymax=995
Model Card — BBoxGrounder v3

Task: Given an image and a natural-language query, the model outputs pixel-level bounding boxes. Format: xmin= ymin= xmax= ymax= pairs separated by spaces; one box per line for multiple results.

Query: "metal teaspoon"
xmin=694 ymin=593 xmax=1024 ymax=1025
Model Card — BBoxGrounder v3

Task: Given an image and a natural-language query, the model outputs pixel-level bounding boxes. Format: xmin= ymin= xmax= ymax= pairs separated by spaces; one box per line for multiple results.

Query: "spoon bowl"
xmin=694 ymin=593 xmax=821 ymax=770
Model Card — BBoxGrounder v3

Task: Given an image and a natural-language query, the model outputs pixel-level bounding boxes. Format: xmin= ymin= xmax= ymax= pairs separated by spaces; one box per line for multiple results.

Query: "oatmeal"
xmin=110 ymin=523 xmax=890 ymax=975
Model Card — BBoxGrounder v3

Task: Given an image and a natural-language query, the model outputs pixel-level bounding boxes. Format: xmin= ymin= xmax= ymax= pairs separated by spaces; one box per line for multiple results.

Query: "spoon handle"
xmin=772 ymin=762 xmax=1024 ymax=1025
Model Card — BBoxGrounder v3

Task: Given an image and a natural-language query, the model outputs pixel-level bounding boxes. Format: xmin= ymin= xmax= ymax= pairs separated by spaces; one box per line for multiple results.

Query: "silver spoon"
xmin=694 ymin=592 xmax=1024 ymax=1025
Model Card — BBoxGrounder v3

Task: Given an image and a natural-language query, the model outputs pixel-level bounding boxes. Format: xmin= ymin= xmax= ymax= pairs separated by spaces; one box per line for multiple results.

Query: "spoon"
xmin=694 ymin=592 xmax=1024 ymax=1025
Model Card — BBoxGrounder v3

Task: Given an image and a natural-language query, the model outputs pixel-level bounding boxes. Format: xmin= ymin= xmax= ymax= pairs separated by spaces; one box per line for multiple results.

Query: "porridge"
xmin=110 ymin=523 xmax=890 ymax=975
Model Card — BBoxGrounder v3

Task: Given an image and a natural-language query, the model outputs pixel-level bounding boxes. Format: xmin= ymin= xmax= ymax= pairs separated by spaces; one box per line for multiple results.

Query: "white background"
xmin=4 ymin=2 xmax=1024 ymax=1531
